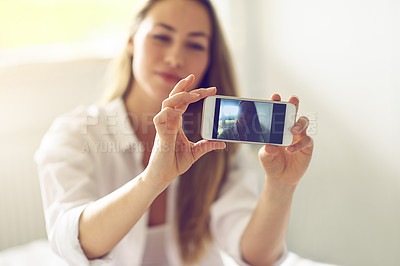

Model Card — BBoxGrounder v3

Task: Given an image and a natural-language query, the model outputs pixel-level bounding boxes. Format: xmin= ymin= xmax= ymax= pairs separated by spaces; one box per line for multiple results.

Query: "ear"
xmin=127 ymin=37 xmax=134 ymax=56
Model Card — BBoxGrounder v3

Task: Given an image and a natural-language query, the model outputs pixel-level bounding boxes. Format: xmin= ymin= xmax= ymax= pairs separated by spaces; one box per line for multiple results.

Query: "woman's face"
xmin=130 ymin=0 xmax=212 ymax=102
xmin=237 ymin=102 xmax=254 ymax=126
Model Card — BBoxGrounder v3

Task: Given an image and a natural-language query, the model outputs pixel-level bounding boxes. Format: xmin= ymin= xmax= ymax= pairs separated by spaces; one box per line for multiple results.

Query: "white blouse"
xmin=35 ymin=98 xmax=287 ymax=266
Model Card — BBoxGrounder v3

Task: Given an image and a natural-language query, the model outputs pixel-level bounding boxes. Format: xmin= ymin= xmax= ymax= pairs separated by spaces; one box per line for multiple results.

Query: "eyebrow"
xmin=155 ymin=23 xmax=210 ymax=39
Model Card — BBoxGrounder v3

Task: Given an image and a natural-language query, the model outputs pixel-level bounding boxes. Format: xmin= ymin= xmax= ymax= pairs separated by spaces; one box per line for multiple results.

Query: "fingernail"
xmin=292 ymin=125 xmax=301 ymax=133
xmin=185 ymin=74 xmax=193 ymax=81
xmin=287 ymin=146 xmax=295 ymax=153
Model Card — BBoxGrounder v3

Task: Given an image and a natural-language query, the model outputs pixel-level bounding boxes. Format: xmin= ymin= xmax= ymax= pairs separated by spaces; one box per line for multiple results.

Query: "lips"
xmin=156 ymin=71 xmax=183 ymax=83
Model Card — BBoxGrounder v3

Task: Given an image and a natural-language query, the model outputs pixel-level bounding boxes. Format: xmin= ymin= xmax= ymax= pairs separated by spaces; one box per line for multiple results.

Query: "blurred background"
xmin=0 ymin=0 xmax=399 ymax=265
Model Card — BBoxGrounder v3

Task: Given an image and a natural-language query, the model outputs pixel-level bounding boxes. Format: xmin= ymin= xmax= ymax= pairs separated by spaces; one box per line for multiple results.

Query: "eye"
xmin=153 ymin=34 xmax=170 ymax=42
xmin=187 ymin=42 xmax=206 ymax=51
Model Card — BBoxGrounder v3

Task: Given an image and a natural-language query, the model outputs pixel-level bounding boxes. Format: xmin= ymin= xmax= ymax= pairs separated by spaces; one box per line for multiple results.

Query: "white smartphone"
xmin=201 ymin=95 xmax=297 ymax=146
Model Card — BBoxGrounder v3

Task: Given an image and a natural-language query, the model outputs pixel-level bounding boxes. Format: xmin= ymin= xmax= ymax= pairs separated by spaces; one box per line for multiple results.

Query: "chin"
xmin=155 ymin=84 xmax=174 ymax=100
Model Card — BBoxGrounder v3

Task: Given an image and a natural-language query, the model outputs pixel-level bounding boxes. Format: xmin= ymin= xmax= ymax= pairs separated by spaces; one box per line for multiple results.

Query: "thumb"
xmin=191 ymin=140 xmax=226 ymax=161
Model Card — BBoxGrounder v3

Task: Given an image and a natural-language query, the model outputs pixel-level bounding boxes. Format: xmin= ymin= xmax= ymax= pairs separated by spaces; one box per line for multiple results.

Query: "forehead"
xmin=145 ymin=0 xmax=212 ymax=36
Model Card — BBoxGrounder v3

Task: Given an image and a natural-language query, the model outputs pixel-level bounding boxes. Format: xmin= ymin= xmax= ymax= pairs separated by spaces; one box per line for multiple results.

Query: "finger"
xmin=264 ymin=144 xmax=280 ymax=155
xmin=286 ymin=135 xmax=313 ymax=154
xmin=258 ymin=144 xmax=280 ymax=164
xmin=189 ymin=87 xmax=217 ymax=98
xmin=291 ymin=116 xmax=309 ymax=135
xmin=169 ymin=74 xmax=195 ymax=97
xmin=191 ymin=140 xmax=226 ymax=161
xmin=288 ymin=95 xmax=300 ymax=113
xmin=153 ymin=109 xmax=168 ymax=135
xmin=162 ymin=91 xmax=201 ymax=109
xmin=154 ymin=107 xmax=183 ymax=123
xmin=270 ymin=94 xmax=281 ymax=101
xmin=175 ymin=87 xmax=217 ymax=110
xmin=153 ymin=107 xmax=183 ymax=134
xmin=163 ymin=87 xmax=217 ymax=111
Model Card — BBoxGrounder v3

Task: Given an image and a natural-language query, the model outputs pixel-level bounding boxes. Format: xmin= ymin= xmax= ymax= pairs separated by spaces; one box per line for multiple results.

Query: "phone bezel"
xmin=201 ymin=95 xmax=296 ymax=146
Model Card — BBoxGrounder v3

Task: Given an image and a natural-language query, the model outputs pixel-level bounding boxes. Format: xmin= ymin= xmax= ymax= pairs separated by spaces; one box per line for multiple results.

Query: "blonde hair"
xmin=102 ymin=0 xmax=239 ymax=263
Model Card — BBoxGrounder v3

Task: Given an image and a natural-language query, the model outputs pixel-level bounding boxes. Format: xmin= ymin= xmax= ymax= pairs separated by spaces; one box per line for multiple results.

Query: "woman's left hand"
xmin=258 ymin=94 xmax=314 ymax=186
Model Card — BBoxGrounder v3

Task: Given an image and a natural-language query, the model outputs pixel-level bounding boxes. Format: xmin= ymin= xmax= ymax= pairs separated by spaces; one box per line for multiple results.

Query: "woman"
xmin=218 ymin=100 xmax=268 ymax=143
xmin=35 ymin=0 xmax=314 ymax=265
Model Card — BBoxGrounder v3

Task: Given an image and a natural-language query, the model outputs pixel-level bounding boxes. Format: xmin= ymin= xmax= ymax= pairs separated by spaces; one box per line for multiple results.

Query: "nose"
xmin=164 ymin=43 xmax=184 ymax=68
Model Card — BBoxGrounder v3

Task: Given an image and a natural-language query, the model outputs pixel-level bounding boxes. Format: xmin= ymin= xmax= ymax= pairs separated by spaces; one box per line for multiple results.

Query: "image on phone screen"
xmin=212 ymin=98 xmax=288 ymax=145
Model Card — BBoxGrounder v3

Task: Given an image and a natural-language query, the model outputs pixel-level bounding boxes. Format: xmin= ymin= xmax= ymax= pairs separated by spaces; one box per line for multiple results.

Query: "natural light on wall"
xmin=0 ymin=0 xmax=139 ymax=66
xmin=260 ymin=0 xmax=398 ymax=161
xmin=213 ymin=0 xmax=399 ymax=265
xmin=0 ymin=0 xmax=139 ymax=253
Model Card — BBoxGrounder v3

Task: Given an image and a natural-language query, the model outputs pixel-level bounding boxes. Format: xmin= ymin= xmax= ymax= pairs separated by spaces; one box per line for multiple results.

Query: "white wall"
xmin=213 ymin=0 xmax=400 ymax=265
xmin=0 ymin=59 xmax=109 ymax=250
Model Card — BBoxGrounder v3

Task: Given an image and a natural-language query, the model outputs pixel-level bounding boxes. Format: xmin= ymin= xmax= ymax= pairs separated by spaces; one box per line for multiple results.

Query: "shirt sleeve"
xmin=34 ymin=112 xmax=113 ymax=265
xmin=209 ymin=145 xmax=288 ymax=266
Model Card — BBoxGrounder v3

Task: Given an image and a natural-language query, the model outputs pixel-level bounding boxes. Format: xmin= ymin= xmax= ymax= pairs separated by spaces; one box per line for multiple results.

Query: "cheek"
xmin=132 ymin=39 xmax=158 ymax=77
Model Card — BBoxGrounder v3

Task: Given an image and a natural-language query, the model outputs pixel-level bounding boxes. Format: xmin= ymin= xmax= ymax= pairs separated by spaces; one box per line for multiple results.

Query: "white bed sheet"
xmin=0 ymin=239 xmax=338 ymax=266
xmin=0 ymin=239 xmax=67 ymax=266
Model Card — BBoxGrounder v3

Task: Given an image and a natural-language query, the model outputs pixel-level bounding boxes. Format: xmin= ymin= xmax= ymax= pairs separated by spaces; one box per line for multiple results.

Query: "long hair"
xmin=102 ymin=0 xmax=239 ymax=263
xmin=238 ymin=101 xmax=263 ymax=142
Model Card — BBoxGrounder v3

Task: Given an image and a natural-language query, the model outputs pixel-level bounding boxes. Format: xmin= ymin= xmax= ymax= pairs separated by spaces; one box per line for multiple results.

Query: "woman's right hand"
xmin=143 ymin=74 xmax=225 ymax=190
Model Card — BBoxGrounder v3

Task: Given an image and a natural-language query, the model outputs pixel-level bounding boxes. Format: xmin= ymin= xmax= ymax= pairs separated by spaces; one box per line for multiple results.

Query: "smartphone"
xmin=201 ymin=95 xmax=297 ymax=146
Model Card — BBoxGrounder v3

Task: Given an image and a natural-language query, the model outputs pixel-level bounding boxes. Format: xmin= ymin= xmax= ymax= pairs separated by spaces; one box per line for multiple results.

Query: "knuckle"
xmin=165 ymin=106 xmax=173 ymax=113
xmin=162 ymin=98 xmax=170 ymax=108
xmin=302 ymin=136 xmax=312 ymax=146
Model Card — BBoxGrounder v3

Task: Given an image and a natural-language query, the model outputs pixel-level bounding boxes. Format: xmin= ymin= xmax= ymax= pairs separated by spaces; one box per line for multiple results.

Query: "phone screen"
xmin=212 ymin=98 xmax=288 ymax=144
